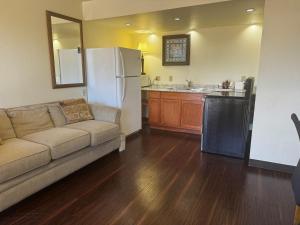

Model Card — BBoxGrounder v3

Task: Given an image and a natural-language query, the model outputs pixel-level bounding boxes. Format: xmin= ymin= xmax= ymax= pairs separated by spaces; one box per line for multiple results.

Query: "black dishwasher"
xmin=201 ymin=78 xmax=254 ymax=159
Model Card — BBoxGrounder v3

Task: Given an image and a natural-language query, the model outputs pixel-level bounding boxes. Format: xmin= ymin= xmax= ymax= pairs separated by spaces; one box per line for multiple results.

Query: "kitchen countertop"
xmin=206 ymin=91 xmax=246 ymax=99
xmin=142 ymin=86 xmax=246 ymax=98
xmin=142 ymin=86 xmax=211 ymax=93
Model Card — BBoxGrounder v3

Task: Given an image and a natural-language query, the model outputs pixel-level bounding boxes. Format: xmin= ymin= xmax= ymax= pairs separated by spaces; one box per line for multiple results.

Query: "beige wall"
xmin=0 ymin=0 xmax=84 ymax=108
xmin=250 ymin=0 xmax=300 ymax=166
xmin=135 ymin=24 xmax=263 ymax=85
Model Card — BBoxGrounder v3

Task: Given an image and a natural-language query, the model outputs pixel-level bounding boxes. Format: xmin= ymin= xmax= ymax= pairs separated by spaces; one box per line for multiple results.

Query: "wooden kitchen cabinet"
xmin=161 ymin=99 xmax=181 ymax=128
xmin=181 ymin=100 xmax=204 ymax=131
xmin=148 ymin=91 xmax=204 ymax=134
xmin=148 ymin=98 xmax=161 ymax=125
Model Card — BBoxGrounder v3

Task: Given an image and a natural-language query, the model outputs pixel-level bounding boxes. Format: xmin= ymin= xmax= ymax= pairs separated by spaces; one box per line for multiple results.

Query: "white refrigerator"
xmin=86 ymin=47 xmax=142 ymax=136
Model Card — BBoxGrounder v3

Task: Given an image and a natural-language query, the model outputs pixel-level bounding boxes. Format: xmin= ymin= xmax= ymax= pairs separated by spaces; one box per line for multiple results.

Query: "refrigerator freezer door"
xmin=86 ymin=48 xmax=118 ymax=107
xmin=117 ymin=76 xmax=141 ymax=136
xmin=116 ymin=48 xmax=141 ymax=77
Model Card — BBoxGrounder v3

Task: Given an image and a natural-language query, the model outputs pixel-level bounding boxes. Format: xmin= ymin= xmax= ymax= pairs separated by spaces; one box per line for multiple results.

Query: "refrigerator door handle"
xmin=122 ymin=77 xmax=126 ymax=102
xmin=119 ymin=49 xmax=126 ymax=77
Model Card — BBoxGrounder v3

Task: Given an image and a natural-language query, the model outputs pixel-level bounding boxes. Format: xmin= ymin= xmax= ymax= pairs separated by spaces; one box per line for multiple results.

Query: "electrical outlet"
xmin=169 ymin=76 xmax=173 ymax=82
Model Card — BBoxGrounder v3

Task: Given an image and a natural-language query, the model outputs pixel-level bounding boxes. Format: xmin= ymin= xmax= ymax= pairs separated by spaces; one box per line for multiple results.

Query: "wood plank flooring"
xmin=0 ymin=129 xmax=295 ymax=225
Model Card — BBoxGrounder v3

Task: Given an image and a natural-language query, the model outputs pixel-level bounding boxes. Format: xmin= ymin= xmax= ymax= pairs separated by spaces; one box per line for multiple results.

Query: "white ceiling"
xmin=83 ymin=0 xmax=230 ymax=20
xmin=87 ymin=0 xmax=265 ymax=33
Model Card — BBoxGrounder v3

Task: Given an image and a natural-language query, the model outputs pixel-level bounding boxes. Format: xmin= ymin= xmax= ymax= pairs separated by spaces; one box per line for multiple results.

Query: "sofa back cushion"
xmin=60 ymin=99 xmax=94 ymax=124
xmin=48 ymin=103 xmax=66 ymax=127
xmin=0 ymin=110 xmax=16 ymax=140
xmin=7 ymin=106 xmax=54 ymax=137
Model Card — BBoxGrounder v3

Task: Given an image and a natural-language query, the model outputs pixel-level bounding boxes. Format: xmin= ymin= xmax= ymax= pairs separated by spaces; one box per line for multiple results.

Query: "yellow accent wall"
xmin=83 ymin=23 xmax=262 ymax=85
xmin=83 ymin=21 xmax=135 ymax=49
xmin=134 ymin=24 xmax=263 ymax=85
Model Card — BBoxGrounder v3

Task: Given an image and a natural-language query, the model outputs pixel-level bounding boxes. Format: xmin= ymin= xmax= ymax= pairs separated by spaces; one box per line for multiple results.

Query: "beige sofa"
xmin=0 ymin=101 xmax=121 ymax=212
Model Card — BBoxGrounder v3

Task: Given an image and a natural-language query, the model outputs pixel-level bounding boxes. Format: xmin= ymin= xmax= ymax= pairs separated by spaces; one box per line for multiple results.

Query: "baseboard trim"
xmin=150 ymin=126 xmax=201 ymax=135
xmin=248 ymin=159 xmax=295 ymax=174
xmin=125 ymin=130 xmax=142 ymax=140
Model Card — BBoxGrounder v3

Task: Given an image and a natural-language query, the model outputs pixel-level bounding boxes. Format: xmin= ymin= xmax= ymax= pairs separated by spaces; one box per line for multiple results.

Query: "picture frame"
xmin=162 ymin=34 xmax=190 ymax=66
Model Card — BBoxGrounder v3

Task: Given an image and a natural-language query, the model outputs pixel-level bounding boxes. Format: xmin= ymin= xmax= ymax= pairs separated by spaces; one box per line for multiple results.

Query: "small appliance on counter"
xmin=201 ymin=78 xmax=254 ymax=159
xmin=234 ymin=81 xmax=245 ymax=92
xmin=222 ymin=80 xmax=231 ymax=89
xmin=141 ymin=75 xmax=151 ymax=87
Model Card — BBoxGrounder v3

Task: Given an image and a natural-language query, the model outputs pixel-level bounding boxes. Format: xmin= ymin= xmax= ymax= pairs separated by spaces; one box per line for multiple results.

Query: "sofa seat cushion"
xmin=22 ymin=128 xmax=90 ymax=160
xmin=0 ymin=138 xmax=51 ymax=183
xmin=66 ymin=120 xmax=120 ymax=147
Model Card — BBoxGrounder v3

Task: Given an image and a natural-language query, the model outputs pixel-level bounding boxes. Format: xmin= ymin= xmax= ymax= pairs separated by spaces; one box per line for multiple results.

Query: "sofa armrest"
xmin=89 ymin=104 xmax=121 ymax=125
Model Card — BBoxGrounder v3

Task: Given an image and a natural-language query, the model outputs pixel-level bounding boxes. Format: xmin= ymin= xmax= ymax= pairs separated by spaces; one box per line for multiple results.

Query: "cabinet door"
xmin=149 ymin=98 xmax=161 ymax=125
xmin=161 ymin=99 xmax=181 ymax=128
xmin=180 ymin=100 xmax=204 ymax=131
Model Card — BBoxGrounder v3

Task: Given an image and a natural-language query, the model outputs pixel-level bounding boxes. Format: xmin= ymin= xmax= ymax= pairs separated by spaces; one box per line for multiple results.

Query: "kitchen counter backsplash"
xmin=206 ymin=91 xmax=246 ymax=98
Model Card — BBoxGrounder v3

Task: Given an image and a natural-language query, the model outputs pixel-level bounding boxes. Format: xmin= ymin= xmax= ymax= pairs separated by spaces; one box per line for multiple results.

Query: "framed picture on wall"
xmin=162 ymin=34 xmax=190 ymax=66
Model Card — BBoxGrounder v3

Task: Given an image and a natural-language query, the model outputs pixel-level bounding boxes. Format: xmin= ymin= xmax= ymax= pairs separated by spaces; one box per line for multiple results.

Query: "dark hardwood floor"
xmin=0 ymin=129 xmax=295 ymax=225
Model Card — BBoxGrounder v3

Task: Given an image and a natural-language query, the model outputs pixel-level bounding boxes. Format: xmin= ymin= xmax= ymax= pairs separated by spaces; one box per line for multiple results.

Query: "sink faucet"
xmin=186 ymin=80 xmax=192 ymax=88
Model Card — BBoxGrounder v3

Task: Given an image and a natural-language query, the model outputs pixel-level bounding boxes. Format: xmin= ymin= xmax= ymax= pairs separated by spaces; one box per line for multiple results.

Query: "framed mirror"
xmin=46 ymin=11 xmax=86 ymax=89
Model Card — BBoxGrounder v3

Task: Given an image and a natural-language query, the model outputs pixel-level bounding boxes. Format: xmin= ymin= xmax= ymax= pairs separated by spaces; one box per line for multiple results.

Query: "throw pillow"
xmin=60 ymin=99 xmax=94 ymax=124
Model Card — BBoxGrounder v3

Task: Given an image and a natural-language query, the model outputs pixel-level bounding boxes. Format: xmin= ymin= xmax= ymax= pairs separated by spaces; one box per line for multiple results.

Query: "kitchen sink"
xmin=166 ymin=86 xmax=201 ymax=91
xmin=177 ymin=87 xmax=206 ymax=92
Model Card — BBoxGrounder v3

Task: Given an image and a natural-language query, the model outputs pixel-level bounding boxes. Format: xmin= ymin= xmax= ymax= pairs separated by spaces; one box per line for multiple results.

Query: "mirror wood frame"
xmin=46 ymin=11 xmax=86 ymax=89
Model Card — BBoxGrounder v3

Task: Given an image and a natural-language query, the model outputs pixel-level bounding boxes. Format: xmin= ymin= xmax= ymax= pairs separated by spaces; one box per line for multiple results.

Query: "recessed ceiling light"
xmin=246 ymin=8 xmax=255 ymax=13
xmin=125 ymin=23 xmax=131 ymax=26
xmin=174 ymin=17 xmax=181 ymax=21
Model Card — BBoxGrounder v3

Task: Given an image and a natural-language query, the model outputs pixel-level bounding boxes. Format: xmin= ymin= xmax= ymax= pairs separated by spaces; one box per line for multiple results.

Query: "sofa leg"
xmin=294 ymin=205 xmax=300 ymax=225
xmin=119 ymin=134 xmax=126 ymax=152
